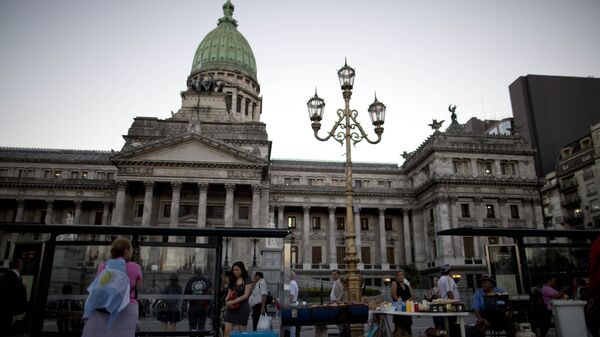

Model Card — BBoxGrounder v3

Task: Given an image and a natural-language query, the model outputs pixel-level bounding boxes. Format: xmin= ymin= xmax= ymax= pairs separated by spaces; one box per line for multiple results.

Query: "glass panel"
xmin=43 ymin=242 xmax=218 ymax=334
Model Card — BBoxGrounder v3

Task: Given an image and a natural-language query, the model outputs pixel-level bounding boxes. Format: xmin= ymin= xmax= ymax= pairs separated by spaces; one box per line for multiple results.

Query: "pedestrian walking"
xmin=158 ymin=274 xmax=183 ymax=332
xmin=223 ymin=261 xmax=253 ymax=337
xmin=0 ymin=257 xmax=27 ymax=336
xmin=184 ymin=268 xmax=212 ymax=332
xmin=81 ymin=238 xmax=142 ymax=337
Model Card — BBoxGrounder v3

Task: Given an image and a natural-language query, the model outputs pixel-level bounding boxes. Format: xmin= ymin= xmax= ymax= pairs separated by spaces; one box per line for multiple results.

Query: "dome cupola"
xmin=191 ymin=0 xmax=257 ymax=82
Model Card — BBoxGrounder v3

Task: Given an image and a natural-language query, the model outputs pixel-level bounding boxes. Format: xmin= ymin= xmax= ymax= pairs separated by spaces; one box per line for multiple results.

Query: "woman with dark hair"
xmin=223 ymin=261 xmax=252 ymax=337
xmin=82 ymin=238 xmax=142 ymax=337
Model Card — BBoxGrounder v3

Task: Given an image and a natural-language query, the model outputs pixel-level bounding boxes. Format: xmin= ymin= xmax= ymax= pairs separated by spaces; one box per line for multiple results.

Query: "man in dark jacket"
xmin=0 ymin=258 xmax=27 ymax=334
xmin=184 ymin=268 xmax=212 ymax=331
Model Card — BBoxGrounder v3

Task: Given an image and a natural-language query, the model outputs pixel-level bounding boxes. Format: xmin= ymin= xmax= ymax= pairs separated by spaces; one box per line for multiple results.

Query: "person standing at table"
xmin=288 ymin=271 xmax=299 ymax=337
xmin=437 ymin=264 xmax=460 ymax=335
xmin=391 ymin=270 xmax=413 ymax=337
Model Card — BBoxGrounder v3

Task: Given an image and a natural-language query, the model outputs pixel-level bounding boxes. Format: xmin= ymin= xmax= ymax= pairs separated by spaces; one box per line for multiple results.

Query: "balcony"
xmin=562 ymin=196 xmax=581 ymax=208
xmin=559 ymin=180 xmax=578 ymax=192
xmin=0 ymin=177 xmax=116 ymax=187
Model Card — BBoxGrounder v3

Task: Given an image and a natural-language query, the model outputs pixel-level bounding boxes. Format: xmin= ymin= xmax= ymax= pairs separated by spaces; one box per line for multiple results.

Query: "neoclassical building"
xmin=0 ymin=1 xmax=542 ymax=289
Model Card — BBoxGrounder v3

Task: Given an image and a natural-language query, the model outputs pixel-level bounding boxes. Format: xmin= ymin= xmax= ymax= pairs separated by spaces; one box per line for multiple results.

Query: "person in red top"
xmin=587 ymin=236 xmax=600 ymax=337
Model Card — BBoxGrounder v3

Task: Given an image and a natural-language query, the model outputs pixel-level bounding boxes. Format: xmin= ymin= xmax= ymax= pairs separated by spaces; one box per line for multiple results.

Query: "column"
xmin=435 ymin=199 xmax=454 ymax=260
xmin=224 ymin=184 xmax=235 ymax=227
xmin=413 ymin=209 xmax=426 ymax=266
xmin=114 ymin=180 xmax=127 ymax=226
xmin=354 ymin=207 xmax=362 ymax=266
xmin=102 ymin=201 xmax=110 ymax=225
xmin=473 ymin=197 xmax=484 ymax=258
xmin=268 ymin=205 xmax=275 ymax=227
xmin=470 ymin=159 xmax=478 ymax=177
xmin=277 ymin=205 xmax=284 ymax=229
xmin=378 ymin=208 xmax=388 ymax=267
xmin=251 ymin=185 xmax=261 ymax=228
xmin=328 ymin=206 xmax=337 ymax=268
xmin=15 ymin=199 xmax=25 ymax=222
xmin=142 ymin=181 xmax=154 ymax=226
xmin=449 ymin=198 xmax=461 ymax=259
xmin=169 ymin=181 xmax=181 ymax=227
xmin=403 ymin=209 xmax=412 ymax=265
xmin=197 ymin=183 xmax=208 ymax=228
xmin=45 ymin=200 xmax=54 ymax=224
xmin=302 ymin=206 xmax=311 ymax=269
xmin=74 ymin=200 xmax=82 ymax=224
xmin=494 ymin=160 xmax=502 ymax=176
xmin=532 ymin=199 xmax=545 ymax=243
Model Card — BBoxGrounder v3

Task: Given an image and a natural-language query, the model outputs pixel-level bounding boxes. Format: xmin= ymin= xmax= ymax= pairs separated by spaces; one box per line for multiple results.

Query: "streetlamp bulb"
xmin=337 ymin=58 xmax=355 ymax=90
xmin=307 ymin=89 xmax=325 ymax=122
xmin=368 ymin=93 xmax=386 ymax=126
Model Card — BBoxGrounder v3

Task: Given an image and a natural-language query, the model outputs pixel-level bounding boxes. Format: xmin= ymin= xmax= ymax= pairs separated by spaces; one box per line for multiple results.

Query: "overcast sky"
xmin=1 ymin=0 xmax=599 ymax=164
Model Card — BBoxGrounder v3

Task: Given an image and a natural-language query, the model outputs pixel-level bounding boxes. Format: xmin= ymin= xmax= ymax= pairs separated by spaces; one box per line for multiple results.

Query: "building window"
xmin=207 ymin=205 xmax=224 ymax=219
xmin=236 ymin=96 xmax=242 ymax=113
xmin=374 ymin=278 xmax=382 ymax=287
xmin=385 ymin=218 xmax=393 ymax=231
xmin=432 ymin=240 xmax=437 ymax=258
xmin=594 ymin=216 xmax=600 ymax=228
xmin=107 ymin=172 xmax=115 ymax=180
xmin=308 ymin=178 xmax=324 ymax=186
xmin=336 ymin=247 xmax=345 ymax=264
xmin=588 ymin=183 xmax=598 ymax=196
xmin=96 ymin=171 xmax=106 ymax=180
xmin=361 ymin=247 xmax=371 ymax=264
xmin=312 ymin=217 xmax=321 ymax=230
xmin=363 ymin=180 xmax=370 ymax=188
xmin=81 ymin=171 xmax=88 ymax=179
xmin=463 ymin=237 xmax=474 ymax=258
xmin=336 ymin=217 xmax=345 ymax=230
xmin=291 ymin=246 xmax=298 ymax=265
xmin=386 ymin=247 xmax=395 ymax=265
xmin=287 ymin=216 xmax=296 ymax=229
xmin=312 ymin=246 xmax=322 ymax=264
xmin=501 ymin=161 xmax=517 ymax=175
xmin=510 ymin=205 xmax=520 ymax=219
xmin=136 ymin=203 xmax=144 ymax=217
xmin=42 ymin=169 xmax=52 ymax=178
xmin=54 ymin=170 xmax=62 ymax=179
xmin=360 ymin=218 xmax=369 ymax=230
xmin=94 ymin=212 xmax=103 ymax=225
xmin=460 ymin=204 xmax=470 ymax=218
xmin=485 ymin=204 xmax=495 ymax=218
xmin=429 ymin=209 xmax=435 ymax=224
xmin=591 ymin=200 xmax=600 ymax=213
xmin=378 ymin=180 xmax=385 ymax=187
xmin=225 ymin=94 xmax=232 ymax=111
xmin=354 ymin=180 xmax=362 ymax=188
xmin=163 ymin=204 xmax=171 ymax=218
xmin=292 ymin=177 xmax=300 ymax=185
xmin=583 ymin=168 xmax=594 ymax=181
xmin=71 ymin=171 xmax=80 ymax=179
xmin=245 ymin=99 xmax=250 ymax=116
xmin=481 ymin=161 xmax=493 ymax=175
xmin=452 ymin=159 xmax=470 ymax=175
xmin=488 ymin=237 xmax=499 ymax=244
xmin=238 ymin=206 xmax=249 ymax=220
xmin=284 ymin=178 xmax=291 ymax=186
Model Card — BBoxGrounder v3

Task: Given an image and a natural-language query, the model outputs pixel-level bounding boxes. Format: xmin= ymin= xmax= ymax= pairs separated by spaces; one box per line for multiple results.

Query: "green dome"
xmin=191 ymin=1 xmax=257 ymax=81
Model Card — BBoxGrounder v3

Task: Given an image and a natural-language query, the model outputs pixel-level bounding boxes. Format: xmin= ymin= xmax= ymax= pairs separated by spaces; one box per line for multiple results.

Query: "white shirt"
xmin=438 ymin=275 xmax=460 ymax=300
xmin=249 ymin=279 xmax=268 ymax=307
xmin=289 ymin=280 xmax=299 ymax=303
xmin=329 ymin=280 xmax=338 ymax=302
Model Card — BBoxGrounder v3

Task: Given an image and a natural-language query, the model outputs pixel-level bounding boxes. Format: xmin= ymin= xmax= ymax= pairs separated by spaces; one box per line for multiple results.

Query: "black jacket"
xmin=0 ymin=270 xmax=27 ymax=329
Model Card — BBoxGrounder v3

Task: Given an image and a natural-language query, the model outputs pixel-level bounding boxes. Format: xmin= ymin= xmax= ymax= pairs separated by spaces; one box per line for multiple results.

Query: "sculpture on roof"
xmin=449 ymin=104 xmax=457 ymax=123
xmin=428 ymin=119 xmax=444 ymax=131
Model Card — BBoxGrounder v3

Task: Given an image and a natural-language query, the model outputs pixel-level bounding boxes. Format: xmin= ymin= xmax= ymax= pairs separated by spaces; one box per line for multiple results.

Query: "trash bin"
xmin=552 ymin=300 xmax=589 ymax=337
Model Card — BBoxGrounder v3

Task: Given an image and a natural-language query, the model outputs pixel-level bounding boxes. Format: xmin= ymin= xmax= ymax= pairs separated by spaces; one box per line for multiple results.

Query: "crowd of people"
xmin=2 ymin=235 xmax=600 ymax=337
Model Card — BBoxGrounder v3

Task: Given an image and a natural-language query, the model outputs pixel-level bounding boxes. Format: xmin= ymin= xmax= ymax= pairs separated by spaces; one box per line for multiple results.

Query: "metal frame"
xmin=484 ymin=244 xmax=525 ymax=295
xmin=0 ymin=222 xmax=289 ymax=337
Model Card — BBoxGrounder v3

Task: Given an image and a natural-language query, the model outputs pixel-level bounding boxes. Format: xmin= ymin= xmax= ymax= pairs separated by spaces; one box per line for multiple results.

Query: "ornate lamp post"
xmin=307 ymin=59 xmax=386 ymax=303
xmin=223 ymin=237 xmax=232 ymax=268
xmin=251 ymin=238 xmax=260 ymax=267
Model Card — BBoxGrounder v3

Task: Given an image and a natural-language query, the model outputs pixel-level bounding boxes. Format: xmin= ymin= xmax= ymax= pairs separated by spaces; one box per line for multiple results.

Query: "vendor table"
xmin=371 ymin=310 xmax=470 ymax=337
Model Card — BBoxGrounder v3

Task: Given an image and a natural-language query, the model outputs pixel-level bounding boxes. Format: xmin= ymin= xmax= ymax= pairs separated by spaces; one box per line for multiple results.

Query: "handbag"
xmin=226 ymin=291 xmax=241 ymax=310
xmin=257 ymin=313 xmax=272 ymax=331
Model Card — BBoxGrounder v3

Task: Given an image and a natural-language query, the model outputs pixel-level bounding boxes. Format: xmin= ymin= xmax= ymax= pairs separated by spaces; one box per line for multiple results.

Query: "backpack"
xmin=83 ymin=259 xmax=131 ymax=330
xmin=265 ymin=291 xmax=274 ymax=305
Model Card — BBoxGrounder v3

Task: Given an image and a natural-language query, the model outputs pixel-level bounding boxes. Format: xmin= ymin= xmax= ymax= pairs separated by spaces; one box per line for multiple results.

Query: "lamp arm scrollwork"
xmin=348 ymin=110 xmax=383 ymax=145
xmin=312 ymin=109 xmax=345 ymax=144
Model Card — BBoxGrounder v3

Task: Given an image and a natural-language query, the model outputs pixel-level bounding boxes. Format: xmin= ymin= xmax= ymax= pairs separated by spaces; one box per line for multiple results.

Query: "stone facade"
xmin=0 ymin=1 xmax=543 ymax=291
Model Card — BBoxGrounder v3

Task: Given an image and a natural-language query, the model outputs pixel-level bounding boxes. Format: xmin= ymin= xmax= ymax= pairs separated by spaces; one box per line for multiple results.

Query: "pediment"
xmin=113 ymin=134 xmax=265 ymax=165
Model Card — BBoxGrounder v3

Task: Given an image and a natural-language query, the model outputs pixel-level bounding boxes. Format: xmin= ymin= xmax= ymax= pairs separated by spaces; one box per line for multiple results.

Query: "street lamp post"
xmin=251 ymin=238 xmax=259 ymax=267
xmin=307 ymin=59 xmax=386 ymax=303
xmin=224 ymin=237 xmax=231 ymax=268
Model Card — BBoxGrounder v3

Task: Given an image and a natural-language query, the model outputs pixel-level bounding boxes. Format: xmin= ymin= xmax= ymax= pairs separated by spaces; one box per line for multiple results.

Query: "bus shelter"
xmin=0 ymin=222 xmax=289 ymax=337
xmin=437 ymin=227 xmax=599 ymax=295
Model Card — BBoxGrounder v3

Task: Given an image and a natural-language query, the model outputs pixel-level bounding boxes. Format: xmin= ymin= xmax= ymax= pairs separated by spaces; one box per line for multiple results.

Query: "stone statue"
xmin=428 ymin=119 xmax=444 ymax=131
xmin=449 ymin=104 xmax=457 ymax=123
